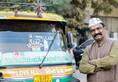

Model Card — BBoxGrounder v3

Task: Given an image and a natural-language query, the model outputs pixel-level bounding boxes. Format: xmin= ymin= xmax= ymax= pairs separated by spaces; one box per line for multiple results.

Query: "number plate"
xmin=34 ymin=74 xmax=52 ymax=82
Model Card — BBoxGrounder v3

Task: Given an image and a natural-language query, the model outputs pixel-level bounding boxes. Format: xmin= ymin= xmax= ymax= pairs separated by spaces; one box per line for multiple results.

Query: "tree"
xmin=1 ymin=0 xmax=118 ymax=28
xmin=55 ymin=0 xmax=118 ymax=44
xmin=59 ymin=0 xmax=118 ymax=28
xmin=41 ymin=0 xmax=71 ymax=13
xmin=0 ymin=0 xmax=34 ymax=11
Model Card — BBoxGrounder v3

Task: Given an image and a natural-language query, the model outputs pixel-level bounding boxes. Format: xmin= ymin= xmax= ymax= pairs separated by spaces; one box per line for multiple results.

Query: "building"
xmin=99 ymin=8 xmax=118 ymax=38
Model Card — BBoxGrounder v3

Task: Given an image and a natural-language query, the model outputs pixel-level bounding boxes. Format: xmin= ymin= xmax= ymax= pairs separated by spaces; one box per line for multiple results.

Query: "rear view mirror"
xmin=66 ymin=32 xmax=74 ymax=49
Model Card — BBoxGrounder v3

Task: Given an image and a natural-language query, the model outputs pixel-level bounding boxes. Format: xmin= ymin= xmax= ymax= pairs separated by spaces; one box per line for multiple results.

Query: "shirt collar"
xmin=96 ymin=38 xmax=107 ymax=47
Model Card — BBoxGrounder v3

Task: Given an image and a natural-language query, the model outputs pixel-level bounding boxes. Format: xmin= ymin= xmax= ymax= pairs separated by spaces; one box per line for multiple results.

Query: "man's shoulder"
xmin=108 ymin=38 xmax=118 ymax=48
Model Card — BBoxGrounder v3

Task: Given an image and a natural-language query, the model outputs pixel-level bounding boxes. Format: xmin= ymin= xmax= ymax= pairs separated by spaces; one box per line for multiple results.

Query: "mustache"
xmin=94 ymin=33 xmax=102 ymax=37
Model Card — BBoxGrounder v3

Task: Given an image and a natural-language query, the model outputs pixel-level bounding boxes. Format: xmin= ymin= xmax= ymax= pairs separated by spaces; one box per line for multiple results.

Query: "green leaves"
xmin=0 ymin=0 xmax=34 ymax=11
xmin=92 ymin=0 xmax=118 ymax=15
xmin=60 ymin=0 xmax=118 ymax=28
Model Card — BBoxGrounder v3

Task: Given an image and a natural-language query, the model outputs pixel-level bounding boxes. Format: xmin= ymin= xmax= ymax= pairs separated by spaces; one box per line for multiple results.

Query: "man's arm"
xmin=91 ymin=41 xmax=118 ymax=69
xmin=79 ymin=48 xmax=96 ymax=74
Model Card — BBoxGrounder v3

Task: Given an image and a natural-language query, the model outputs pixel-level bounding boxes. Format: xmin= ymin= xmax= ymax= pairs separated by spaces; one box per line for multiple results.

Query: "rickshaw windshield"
xmin=0 ymin=20 xmax=65 ymax=52
xmin=0 ymin=31 xmax=65 ymax=52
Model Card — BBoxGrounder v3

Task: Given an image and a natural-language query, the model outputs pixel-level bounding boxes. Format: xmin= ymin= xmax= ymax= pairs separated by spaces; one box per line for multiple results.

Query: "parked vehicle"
xmin=73 ymin=39 xmax=94 ymax=67
xmin=0 ymin=7 xmax=80 ymax=82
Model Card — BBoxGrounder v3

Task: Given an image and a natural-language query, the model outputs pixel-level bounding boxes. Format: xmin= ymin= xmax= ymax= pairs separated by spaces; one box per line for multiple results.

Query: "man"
xmin=79 ymin=18 xmax=118 ymax=82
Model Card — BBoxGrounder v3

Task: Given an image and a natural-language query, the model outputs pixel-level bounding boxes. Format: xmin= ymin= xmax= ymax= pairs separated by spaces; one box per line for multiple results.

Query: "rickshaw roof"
xmin=0 ymin=11 xmax=66 ymax=22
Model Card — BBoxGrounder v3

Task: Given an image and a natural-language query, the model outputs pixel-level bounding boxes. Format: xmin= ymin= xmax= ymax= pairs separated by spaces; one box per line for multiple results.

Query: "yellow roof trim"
xmin=0 ymin=11 xmax=65 ymax=22
xmin=7 ymin=16 xmax=60 ymax=21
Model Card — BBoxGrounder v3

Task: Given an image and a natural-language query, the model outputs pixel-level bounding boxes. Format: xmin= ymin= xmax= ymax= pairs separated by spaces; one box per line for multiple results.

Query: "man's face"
xmin=89 ymin=24 xmax=106 ymax=42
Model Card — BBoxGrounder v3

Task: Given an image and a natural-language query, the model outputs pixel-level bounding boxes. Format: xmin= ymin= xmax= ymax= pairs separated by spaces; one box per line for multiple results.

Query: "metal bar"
xmin=0 ymin=2 xmax=33 ymax=5
xmin=0 ymin=2 xmax=50 ymax=7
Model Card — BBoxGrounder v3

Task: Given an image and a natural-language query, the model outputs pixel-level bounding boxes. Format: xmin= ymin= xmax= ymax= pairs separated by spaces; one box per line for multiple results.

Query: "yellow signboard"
xmin=34 ymin=74 xmax=52 ymax=82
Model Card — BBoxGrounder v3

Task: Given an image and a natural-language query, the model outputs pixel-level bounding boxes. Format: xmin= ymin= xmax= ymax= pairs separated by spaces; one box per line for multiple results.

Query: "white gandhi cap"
xmin=88 ymin=18 xmax=103 ymax=27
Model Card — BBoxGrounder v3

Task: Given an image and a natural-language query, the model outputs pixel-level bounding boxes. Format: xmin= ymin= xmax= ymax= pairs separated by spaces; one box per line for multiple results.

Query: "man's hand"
xmin=89 ymin=59 xmax=112 ymax=72
xmin=89 ymin=59 xmax=97 ymax=65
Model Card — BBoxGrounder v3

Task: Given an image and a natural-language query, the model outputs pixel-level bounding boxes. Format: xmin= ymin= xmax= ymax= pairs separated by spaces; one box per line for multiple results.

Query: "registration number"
xmin=34 ymin=74 xmax=52 ymax=82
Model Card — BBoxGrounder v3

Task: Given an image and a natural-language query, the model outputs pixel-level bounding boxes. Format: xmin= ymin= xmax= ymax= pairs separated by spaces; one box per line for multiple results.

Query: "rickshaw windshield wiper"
xmin=39 ymin=32 xmax=58 ymax=68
